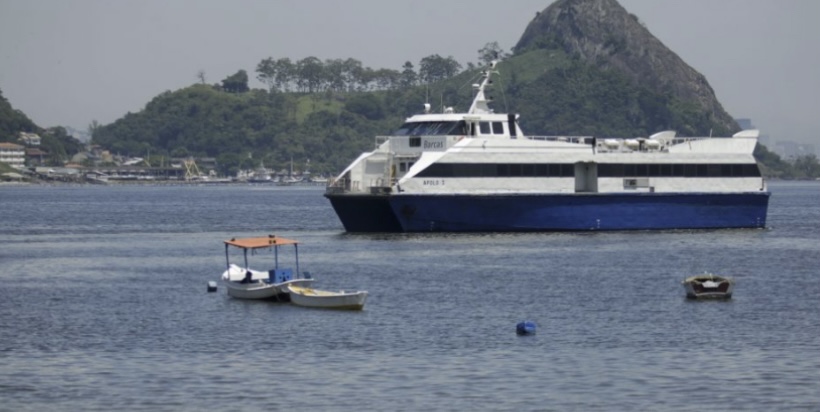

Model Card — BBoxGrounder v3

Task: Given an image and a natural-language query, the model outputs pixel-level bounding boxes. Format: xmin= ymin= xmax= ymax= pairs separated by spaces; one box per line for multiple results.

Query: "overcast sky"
xmin=1 ymin=0 xmax=817 ymax=144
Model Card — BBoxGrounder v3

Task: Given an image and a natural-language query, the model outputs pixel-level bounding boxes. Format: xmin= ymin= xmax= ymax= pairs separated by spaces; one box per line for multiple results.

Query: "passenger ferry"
xmin=325 ymin=61 xmax=770 ymax=232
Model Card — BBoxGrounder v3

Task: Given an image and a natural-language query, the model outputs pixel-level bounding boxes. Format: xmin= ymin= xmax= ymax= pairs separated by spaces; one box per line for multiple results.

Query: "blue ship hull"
xmin=327 ymin=192 xmax=770 ymax=232
xmin=392 ymin=192 xmax=770 ymax=232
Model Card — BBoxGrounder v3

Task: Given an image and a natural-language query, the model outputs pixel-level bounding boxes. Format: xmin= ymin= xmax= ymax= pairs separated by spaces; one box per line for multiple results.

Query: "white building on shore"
xmin=0 ymin=142 xmax=26 ymax=169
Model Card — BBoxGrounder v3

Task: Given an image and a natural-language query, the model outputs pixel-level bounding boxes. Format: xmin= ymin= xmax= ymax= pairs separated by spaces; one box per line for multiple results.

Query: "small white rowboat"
xmin=286 ymin=285 xmax=367 ymax=310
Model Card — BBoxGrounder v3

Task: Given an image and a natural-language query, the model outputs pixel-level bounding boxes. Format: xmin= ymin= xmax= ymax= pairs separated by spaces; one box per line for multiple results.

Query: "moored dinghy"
xmin=286 ymin=285 xmax=368 ymax=310
xmin=221 ymin=235 xmax=314 ymax=300
xmin=682 ymin=272 xmax=735 ymax=299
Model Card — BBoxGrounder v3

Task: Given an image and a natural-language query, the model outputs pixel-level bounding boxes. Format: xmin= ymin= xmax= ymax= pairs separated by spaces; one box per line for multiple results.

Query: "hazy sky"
xmin=1 ymin=0 xmax=818 ymax=144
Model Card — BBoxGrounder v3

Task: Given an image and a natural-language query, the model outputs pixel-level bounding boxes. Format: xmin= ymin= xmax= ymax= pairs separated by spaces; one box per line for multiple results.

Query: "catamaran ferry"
xmin=325 ymin=61 xmax=770 ymax=232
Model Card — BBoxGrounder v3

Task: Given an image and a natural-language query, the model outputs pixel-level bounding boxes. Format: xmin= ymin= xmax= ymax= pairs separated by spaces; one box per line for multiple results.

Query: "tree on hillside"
xmin=478 ymin=41 xmax=504 ymax=65
xmin=343 ymin=58 xmax=365 ymax=91
xmin=256 ymin=58 xmax=277 ymax=92
xmin=418 ymin=54 xmax=462 ymax=84
xmin=222 ymin=70 xmax=249 ymax=93
xmin=296 ymin=57 xmax=325 ymax=93
xmin=357 ymin=67 xmax=377 ymax=91
xmin=400 ymin=61 xmax=417 ymax=88
xmin=273 ymin=58 xmax=295 ymax=92
xmin=324 ymin=58 xmax=346 ymax=92
xmin=374 ymin=68 xmax=401 ymax=90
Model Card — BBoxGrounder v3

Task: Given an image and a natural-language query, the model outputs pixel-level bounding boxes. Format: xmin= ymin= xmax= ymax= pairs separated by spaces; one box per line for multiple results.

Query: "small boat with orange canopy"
xmin=220 ymin=235 xmax=314 ymax=300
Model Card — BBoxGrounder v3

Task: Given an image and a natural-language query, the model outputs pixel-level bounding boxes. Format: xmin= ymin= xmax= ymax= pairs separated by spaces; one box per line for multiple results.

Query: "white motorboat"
xmin=682 ymin=272 xmax=734 ymax=299
xmin=220 ymin=235 xmax=314 ymax=300
xmin=286 ymin=285 xmax=367 ymax=310
xmin=248 ymin=161 xmax=273 ymax=183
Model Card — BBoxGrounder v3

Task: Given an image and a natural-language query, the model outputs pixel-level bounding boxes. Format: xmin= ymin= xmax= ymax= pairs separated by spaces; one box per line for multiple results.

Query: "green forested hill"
xmin=91 ymin=48 xmax=759 ymax=176
xmin=1 ymin=88 xmax=39 ymax=140
xmin=92 ymin=84 xmax=405 ymax=175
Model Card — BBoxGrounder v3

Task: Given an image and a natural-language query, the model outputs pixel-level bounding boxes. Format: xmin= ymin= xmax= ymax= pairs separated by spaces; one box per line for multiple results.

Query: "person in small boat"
xmin=241 ymin=270 xmax=253 ymax=283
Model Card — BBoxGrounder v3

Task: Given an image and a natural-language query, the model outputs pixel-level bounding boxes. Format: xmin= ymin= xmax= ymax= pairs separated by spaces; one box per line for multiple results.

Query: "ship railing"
xmin=528 ymin=135 xmax=712 ymax=144
xmin=370 ymin=177 xmax=388 ymax=188
xmin=325 ymin=179 xmax=344 ymax=194
xmin=364 ymin=177 xmax=394 ymax=195
xmin=324 ymin=174 xmax=397 ymax=195
xmin=527 ymin=135 xmax=594 ymax=144
xmin=530 ymin=135 xmax=720 ymax=152
xmin=325 ymin=177 xmax=361 ymax=194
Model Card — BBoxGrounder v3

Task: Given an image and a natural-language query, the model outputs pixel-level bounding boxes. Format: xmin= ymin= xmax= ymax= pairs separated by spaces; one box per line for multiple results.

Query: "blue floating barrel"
xmin=207 ymin=281 xmax=218 ymax=293
xmin=516 ymin=321 xmax=536 ymax=335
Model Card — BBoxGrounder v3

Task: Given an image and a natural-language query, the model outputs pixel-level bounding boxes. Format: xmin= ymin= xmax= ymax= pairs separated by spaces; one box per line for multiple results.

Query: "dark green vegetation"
xmin=508 ymin=54 xmax=735 ymax=138
xmin=0 ymin=89 xmax=38 ymax=138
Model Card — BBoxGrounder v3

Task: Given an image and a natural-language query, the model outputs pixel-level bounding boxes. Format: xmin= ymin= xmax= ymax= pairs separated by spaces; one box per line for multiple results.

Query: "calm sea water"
xmin=1 ymin=182 xmax=818 ymax=411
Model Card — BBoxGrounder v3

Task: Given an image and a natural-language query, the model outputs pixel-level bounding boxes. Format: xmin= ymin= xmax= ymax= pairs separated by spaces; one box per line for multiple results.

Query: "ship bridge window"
xmin=479 ymin=122 xmax=491 ymax=135
xmin=393 ymin=121 xmax=467 ymax=136
xmin=492 ymin=122 xmax=504 ymax=134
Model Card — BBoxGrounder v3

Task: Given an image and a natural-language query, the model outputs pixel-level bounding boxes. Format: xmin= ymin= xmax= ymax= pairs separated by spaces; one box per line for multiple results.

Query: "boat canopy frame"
xmin=223 ymin=235 xmax=300 ymax=274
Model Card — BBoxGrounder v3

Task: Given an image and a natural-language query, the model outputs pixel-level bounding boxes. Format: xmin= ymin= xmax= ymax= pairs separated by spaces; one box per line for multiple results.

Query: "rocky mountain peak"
xmin=515 ymin=0 xmax=738 ymax=134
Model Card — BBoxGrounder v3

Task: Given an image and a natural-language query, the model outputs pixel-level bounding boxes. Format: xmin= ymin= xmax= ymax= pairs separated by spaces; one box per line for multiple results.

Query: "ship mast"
xmin=468 ymin=60 xmax=497 ymax=115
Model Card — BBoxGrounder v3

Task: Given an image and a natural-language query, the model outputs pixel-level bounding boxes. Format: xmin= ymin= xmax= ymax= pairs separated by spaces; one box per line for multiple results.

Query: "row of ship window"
xmin=395 ymin=121 xmax=510 ymax=139
xmin=416 ymin=163 xmax=762 ymax=178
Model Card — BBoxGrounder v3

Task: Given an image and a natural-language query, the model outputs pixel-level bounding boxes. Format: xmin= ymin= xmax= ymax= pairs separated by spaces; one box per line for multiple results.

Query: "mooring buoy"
xmin=516 ymin=321 xmax=536 ymax=335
